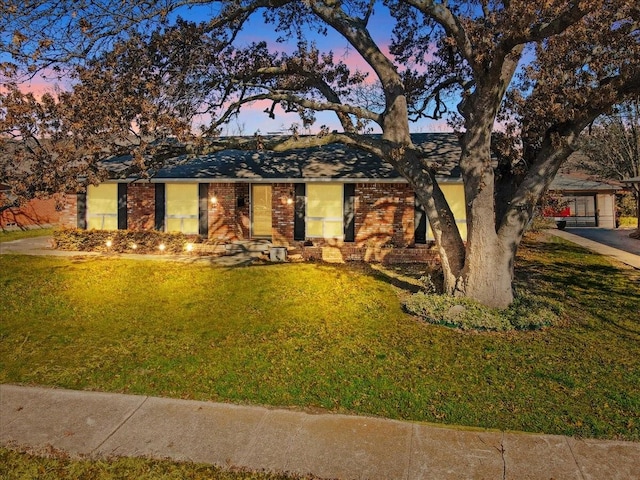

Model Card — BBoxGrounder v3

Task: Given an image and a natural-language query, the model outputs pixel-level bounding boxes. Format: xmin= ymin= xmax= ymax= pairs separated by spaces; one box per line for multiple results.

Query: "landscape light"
xmin=130 ymin=243 xmax=137 ymax=250
xmin=105 ymin=240 xmax=113 ymax=248
xmin=158 ymin=243 xmax=166 ymax=252
xmin=186 ymin=243 xmax=194 ymax=252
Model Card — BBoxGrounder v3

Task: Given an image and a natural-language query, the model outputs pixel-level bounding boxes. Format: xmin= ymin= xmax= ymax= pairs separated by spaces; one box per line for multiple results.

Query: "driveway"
xmin=565 ymin=227 xmax=640 ymax=255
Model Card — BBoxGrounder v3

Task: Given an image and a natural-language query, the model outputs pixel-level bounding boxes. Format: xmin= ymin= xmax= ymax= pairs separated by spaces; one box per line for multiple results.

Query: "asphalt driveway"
xmin=565 ymin=227 xmax=640 ymax=255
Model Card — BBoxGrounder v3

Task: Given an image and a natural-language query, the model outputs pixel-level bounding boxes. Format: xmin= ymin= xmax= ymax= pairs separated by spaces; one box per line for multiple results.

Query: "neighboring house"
xmin=0 ymin=184 xmax=61 ymax=229
xmin=546 ymin=173 xmax=620 ymax=228
xmin=59 ymin=133 xmax=465 ymax=263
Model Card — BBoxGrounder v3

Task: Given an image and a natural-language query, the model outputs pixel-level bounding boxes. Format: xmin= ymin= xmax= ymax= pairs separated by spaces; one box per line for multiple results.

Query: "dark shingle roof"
xmin=119 ymin=133 xmax=462 ymax=183
xmin=550 ymin=174 xmax=621 ymax=192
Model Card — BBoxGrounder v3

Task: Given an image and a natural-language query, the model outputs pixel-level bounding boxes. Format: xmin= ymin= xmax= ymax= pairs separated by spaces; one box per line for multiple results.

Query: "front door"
xmin=251 ymin=184 xmax=272 ymax=237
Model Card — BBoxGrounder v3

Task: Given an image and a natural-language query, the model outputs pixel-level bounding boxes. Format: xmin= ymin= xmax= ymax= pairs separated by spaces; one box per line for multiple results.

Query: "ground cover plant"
xmin=1 ymin=234 xmax=639 ymax=441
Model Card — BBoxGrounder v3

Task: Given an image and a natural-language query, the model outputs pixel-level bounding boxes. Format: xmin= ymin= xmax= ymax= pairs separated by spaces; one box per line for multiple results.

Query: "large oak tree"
xmin=2 ymin=0 xmax=639 ymax=307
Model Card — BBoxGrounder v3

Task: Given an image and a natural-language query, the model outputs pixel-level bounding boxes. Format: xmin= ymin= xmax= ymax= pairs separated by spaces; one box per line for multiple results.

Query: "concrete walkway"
xmin=547 ymin=229 xmax=640 ymax=269
xmin=2 ymin=385 xmax=639 ymax=480
xmin=0 ymin=236 xmax=265 ymax=266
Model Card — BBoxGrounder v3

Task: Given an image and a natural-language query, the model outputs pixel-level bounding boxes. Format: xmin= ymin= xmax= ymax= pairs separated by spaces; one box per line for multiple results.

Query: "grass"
xmin=0 ymin=227 xmax=54 ymax=243
xmin=0 ymin=448 xmax=310 ymax=480
xmin=1 ymin=234 xmax=639 ymax=442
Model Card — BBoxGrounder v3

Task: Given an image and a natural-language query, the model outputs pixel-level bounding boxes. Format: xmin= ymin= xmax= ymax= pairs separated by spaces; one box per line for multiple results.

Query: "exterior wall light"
xmin=210 ymin=195 xmax=218 ymax=204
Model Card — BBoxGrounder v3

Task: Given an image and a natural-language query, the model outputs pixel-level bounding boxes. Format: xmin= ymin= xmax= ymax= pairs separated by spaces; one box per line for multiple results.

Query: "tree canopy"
xmin=572 ymin=96 xmax=640 ymax=229
xmin=2 ymin=0 xmax=639 ymax=307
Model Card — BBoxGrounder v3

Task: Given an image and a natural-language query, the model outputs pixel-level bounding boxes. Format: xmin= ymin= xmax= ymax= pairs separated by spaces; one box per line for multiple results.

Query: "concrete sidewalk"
xmin=547 ymin=229 xmax=640 ymax=270
xmin=1 ymin=385 xmax=639 ymax=479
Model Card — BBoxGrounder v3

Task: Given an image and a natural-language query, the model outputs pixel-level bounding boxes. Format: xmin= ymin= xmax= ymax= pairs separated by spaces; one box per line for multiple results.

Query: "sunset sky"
xmin=10 ymin=3 xmax=453 ymax=136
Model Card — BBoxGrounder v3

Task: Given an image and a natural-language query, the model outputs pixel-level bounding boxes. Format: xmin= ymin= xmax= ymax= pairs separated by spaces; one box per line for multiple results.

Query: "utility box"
xmin=269 ymin=247 xmax=287 ymax=262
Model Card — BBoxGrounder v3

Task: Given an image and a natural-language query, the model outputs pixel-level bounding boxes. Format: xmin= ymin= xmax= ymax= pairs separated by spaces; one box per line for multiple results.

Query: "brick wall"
xmin=354 ymin=183 xmax=415 ymax=248
xmin=59 ymin=194 xmax=79 ymax=228
xmin=208 ymin=183 xmax=250 ymax=241
xmin=127 ymin=183 xmax=155 ymax=230
xmin=272 ymin=183 xmax=295 ymax=246
xmin=0 ymin=196 xmax=62 ymax=228
xmin=59 ymin=181 xmax=436 ymax=265
xmin=298 ymin=244 xmax=439 ymax=265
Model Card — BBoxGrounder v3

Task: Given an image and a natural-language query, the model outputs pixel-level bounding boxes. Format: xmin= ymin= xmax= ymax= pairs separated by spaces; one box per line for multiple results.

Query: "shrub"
xmin=403 ymin=291 xmax=562 ymax=332
xmin=527 ymin=214 xmax=557 ymax=232
xmin=53 ymin=228 xmax=202 ymax=254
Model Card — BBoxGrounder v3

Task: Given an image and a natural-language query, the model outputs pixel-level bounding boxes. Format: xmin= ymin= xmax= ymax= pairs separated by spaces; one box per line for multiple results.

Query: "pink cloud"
xmin=3 ymin=69 xmax=69 ymax=100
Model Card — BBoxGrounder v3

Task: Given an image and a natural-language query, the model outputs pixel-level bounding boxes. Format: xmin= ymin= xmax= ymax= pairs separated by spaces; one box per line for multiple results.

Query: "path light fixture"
xmin=105 ymin=239 xmax=113 ymax=248
xmin=158 ymin=243 xmax=166 ymax=252
xmin=186 ymin=243 xmax=194 ymax=252
xmin=130 ymin=243 xmax=137 ymax=250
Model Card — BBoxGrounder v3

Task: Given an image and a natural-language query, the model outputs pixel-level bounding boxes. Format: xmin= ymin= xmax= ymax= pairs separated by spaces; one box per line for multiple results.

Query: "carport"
xmin=548 ymin=174 xmax=620 ymax=228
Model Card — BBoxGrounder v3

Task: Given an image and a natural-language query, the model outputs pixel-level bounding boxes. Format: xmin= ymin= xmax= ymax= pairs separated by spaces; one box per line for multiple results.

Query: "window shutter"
xmin=198 ymin=183 xmax=209 ymax=237
xmin=343 ymin=183 xmax=355 ymax=242
xmin=414 ymin=198 xmax=427 ymax=244
xmin=77 ymin=191 xmax=87 ymax=230
xmin=294 ymin=183 xmax=306 ymax=241
xmin=154 ymin=183 xmax=165 ymax=231
xmin=117 ymin=183 xmax=128 ymax=230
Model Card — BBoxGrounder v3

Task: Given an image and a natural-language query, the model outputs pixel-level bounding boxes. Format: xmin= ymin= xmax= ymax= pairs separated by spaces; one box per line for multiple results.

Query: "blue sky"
xmin=166 ymin=2 xmax=453 ymax=134
xmin=11 ymin=2 xmax=453 ymax=135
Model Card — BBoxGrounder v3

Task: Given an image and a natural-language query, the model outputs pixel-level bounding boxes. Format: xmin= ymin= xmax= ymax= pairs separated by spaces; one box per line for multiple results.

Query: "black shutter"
xmin=414 ymin=197 xmax=427 ymax=244
xmin=198 ymin=183 xmax=209 ymax=237
xmin=77 ymin=191 xmax=87 ymax=229
xmin=294 ymin=183 xmax=306 ymax=241
xmin=343 ymin=183 xmax=355 ymax=242
xmin=154 ymin=183 xmax=165 ymax=231
xmin=117 ymin=183 xmax=128 ymax=230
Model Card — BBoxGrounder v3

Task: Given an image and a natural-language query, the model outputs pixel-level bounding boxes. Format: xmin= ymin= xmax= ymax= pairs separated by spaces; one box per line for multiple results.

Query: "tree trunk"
xmin=454 ymin=237 xmax=515 ymax=308
xmin=455 ymin=126 xmax=516 ymax=308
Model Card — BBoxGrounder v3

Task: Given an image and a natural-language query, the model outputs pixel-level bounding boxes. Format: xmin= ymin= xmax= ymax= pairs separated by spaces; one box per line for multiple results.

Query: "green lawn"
xmin=1 ymin=234 xmax=639 ymax=441
xmin=0 ymin=448 xmax=306 ymax=480
xmin=0 ymin=227 xmax=54 ymax=243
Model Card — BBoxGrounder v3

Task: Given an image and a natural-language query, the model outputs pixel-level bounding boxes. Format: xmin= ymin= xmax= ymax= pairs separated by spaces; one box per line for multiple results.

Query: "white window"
xmin=166 ymin=184 xmax=199 ymax=234
xmin=87 ymin=184 xmax=118 ymax=230
xmin=306 ymin=184 xmax=343 ymax=239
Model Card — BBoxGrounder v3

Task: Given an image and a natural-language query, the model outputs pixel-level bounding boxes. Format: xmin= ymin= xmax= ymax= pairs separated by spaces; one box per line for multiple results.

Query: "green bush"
xmin=53 ymin=228 xmax=202 ymax=254
xmin=403 ymin=291 xmax=562 ymax=332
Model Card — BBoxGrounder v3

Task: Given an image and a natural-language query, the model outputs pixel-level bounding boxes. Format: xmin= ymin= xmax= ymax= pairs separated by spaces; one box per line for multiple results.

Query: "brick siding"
xmin=208 ymin=183 xmax=249 ymax=241
xmin=0 ymin=196 xmax=62 ymax=228
xmin=272 ymin=183 xmax=295 ymax=246
xmin=354 ymin=183 xmax=416 ymax=248
xmin=59 ymin=194 xmax=79 ymax=228
xmin=127 ymin=183 xmax=156 ymax=230
xmin=64 ymin=181 xmax=437 ymax=264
